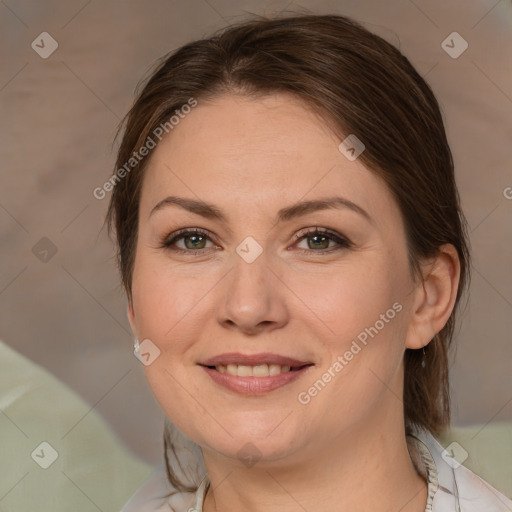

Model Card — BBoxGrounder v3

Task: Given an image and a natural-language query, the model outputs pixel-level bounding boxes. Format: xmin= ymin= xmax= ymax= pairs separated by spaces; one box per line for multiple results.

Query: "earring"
xmin=421 ymin=346 xmax=426 ymax=369
xmin=134 ymin=338 xmax=140 ymax=354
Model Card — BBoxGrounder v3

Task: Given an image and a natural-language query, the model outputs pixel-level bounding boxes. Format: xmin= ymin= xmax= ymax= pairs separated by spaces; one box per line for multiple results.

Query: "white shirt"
xmin=121 ymin=426 xmax=512 ymax=511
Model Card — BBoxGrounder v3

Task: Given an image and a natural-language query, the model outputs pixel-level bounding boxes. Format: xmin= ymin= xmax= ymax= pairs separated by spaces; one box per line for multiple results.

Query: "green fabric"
xmin=1 ymin=340 xmax=511 ymax=510
xmin=0 ymin=340 xmax=152 ymax=512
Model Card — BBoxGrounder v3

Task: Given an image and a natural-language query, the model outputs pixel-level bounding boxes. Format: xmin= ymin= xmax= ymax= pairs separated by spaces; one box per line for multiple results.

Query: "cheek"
xmin=131 ymin=255 xmax=209 ymax=346
xmin=296 ymin=257 xmax=401 ymax=341
xmin=299 ymin=254 xmax=409 ymax=396
xmin=131 ymin=259 xmax=209 ymax=428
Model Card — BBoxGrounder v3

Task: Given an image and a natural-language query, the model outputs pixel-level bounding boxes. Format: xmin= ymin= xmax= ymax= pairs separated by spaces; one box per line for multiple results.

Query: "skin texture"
xmin=127 ymin=93 xmax=460 ymax=512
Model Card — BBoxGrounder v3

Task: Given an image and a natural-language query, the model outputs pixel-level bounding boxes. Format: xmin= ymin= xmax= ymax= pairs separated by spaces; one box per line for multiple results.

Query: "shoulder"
xmin=410 ymin=426 xmax=512 ymax=512
xmin=453 ymin=466 xmax=512 ymax=511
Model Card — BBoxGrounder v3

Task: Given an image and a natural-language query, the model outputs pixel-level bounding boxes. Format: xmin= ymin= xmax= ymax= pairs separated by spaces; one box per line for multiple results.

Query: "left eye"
xmin=294 ymin=228 xmax=351 ymax=252
xmin=159 ymin=227 xmax=351 ymax=253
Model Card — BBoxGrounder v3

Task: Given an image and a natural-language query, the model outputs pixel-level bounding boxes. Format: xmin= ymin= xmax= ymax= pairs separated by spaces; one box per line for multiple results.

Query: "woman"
xmin=106 ymin=13 xmax=512 ymax=512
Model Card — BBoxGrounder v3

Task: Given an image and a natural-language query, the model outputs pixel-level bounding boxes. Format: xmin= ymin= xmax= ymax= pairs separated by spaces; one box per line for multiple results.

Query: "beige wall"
xmin=1 ymin=0 xmax=511 ymax=466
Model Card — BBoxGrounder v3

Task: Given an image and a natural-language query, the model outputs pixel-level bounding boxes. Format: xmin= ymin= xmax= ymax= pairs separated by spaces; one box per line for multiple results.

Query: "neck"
xmin=201 ymin=400 xmax=428 ymax=512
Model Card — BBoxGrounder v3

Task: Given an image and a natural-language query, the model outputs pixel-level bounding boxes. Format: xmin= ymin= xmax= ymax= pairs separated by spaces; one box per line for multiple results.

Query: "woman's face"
xmin=128 ymin=92 xmax=423 ymax=466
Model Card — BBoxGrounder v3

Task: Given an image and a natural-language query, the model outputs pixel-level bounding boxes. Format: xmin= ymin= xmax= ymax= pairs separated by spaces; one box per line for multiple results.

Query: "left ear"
xmin=405 ymin=243 xmax=461 ymax=350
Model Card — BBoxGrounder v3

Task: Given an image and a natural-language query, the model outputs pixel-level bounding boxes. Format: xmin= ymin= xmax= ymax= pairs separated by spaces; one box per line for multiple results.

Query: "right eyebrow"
xmin=149 ymin=196 xmax=228 ymax=222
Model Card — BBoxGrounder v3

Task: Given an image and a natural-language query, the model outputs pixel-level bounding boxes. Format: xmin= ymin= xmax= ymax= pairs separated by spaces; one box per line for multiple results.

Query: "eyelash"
xmin=158 ymin=227 xmax=352 ymax=255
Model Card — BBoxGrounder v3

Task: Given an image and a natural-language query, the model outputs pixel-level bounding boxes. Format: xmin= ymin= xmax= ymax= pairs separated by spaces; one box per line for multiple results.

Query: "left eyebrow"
xmin=277 ymin=197 xmax=373 ymax=225
xmin=149 ymin=195 xmax=373 ymax=225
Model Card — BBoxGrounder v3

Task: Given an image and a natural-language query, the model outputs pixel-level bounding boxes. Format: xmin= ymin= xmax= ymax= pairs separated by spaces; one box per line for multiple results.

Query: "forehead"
xmin=139 ymin=93 xmax=401 ymax=229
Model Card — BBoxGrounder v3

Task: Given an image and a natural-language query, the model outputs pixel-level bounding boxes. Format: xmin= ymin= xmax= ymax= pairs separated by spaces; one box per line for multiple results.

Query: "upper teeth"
xmin=216 ymin=364 xmax=292 ymax=377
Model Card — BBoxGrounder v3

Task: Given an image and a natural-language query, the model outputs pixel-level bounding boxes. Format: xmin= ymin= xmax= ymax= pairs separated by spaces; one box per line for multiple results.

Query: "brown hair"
xmin=106 ymin=12 xmax=471 ymax=494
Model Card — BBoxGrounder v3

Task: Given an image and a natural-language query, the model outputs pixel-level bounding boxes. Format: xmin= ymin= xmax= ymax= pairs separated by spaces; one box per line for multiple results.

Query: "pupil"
xmin=309 ymin=235 xmax=328 ymax=250
xmin=186 ymin=235 xmax=205 ymax=249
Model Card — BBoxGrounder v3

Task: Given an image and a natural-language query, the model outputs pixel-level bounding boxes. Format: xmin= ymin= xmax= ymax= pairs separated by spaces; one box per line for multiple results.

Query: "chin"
xmin=198 ymin=422 xmax=307 ymax=466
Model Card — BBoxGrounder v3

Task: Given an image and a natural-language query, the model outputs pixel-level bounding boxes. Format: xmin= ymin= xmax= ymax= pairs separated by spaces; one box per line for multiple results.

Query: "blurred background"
xmin=1 ymin=0 xmax=511 ymax=472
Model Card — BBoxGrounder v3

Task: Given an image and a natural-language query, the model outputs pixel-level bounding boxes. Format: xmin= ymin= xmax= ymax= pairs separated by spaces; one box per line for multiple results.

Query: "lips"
xmin=199 ymin=352 xmax=312 ymax=368
xmin=198 ymin=352 xmax=314 ymax=394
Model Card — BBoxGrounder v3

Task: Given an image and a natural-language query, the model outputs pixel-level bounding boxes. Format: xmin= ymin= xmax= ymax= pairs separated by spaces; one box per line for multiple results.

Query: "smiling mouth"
xmin=202 ymin=363 xmax=313 ymax=377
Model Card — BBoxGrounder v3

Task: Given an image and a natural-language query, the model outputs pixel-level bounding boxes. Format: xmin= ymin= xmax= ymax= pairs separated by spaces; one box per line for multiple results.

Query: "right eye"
xmin=159 ymin=228 xmax=217 ymax=253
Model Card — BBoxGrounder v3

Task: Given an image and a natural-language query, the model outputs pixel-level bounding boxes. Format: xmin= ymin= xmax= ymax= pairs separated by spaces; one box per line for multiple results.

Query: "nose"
xmin=216 ymin=246 xmax=289 ymax=335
